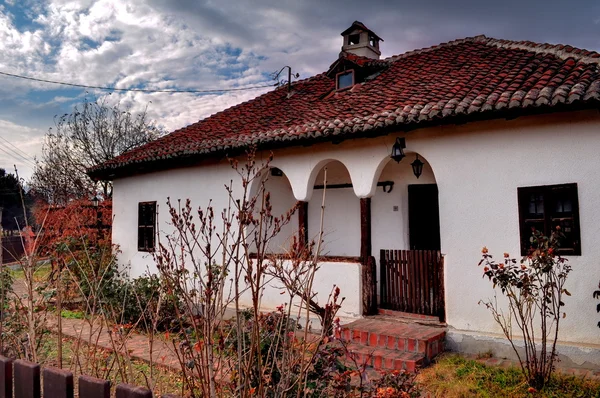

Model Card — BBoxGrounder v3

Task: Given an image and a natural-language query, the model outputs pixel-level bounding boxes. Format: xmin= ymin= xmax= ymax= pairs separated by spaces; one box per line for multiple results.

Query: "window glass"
xmin=518 ymin=183 xmax=580 ymax=255
xmin=138 ymin=201 xmax=156 ymax=252
xmin=337 ymin=72 xmax=354 ymax=90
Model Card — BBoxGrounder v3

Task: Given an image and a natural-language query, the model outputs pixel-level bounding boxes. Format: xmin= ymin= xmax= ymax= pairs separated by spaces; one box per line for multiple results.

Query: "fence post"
xmin=116 ymin=383 xmax=153 ymax=398
xmin=14 ymin=359 xmax=40 ymax=398
xmin=43 ymin=367 xmax=74 ymax=398
xmin=0 ymin=356 xmax=12 ymax=398
xmin=78 ymin=375 xmax=110 ymax=398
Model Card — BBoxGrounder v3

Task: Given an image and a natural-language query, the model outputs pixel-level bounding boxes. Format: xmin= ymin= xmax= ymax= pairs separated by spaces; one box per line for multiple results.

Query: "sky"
xmin=0 ymin=0 xmax=599 ymax=181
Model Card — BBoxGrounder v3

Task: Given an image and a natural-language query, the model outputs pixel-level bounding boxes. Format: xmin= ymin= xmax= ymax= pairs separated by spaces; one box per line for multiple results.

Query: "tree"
xmin=0 ymin=168 xmax=29 ymax=231
xmin=31 ymin=96 xmax=162 ymax=204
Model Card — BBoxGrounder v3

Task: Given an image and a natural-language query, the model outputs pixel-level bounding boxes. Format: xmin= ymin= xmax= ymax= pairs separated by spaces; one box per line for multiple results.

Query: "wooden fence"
xmin=379 ymin=249 xmax=445 ymax=320
xmin=0 ymin=356 xmax=181 ymax=398
xmin=1 ymin=236 xmax=26 ymax=265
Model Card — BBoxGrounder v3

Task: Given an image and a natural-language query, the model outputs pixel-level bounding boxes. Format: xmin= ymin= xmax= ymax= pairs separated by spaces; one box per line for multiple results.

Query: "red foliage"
xmin=32 ymin=199 xmax=112 ymax=255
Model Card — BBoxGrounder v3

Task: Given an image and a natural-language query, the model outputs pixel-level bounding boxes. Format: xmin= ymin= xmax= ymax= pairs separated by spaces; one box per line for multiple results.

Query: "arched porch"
xmin=261 ymin=145 xmax=444 ymax=319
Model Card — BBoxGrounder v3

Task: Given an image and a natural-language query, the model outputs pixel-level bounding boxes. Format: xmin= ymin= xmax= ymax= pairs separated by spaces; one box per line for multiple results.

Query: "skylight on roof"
xmin=336 ymin=70 xmax=355 ymax=90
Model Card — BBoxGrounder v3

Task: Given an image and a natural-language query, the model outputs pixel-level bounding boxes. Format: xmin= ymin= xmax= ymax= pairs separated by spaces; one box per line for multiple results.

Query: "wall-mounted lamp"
xmin=390 ymin=137 xmax=406 ymax=163
xmin=380 ymin=181 xmax=394 ymax=193
xmin=91 ymin=195 xmax=100 ymax=207
xmin=411 ymin=154 xmax=424 ymax=179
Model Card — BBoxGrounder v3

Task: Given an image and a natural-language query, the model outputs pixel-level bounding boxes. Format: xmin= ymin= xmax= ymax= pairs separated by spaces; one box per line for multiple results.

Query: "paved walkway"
xmin=49 ymin=316 xmax=182 ymax=371
xmin=11 ymin=278 xmax=183 ymax=371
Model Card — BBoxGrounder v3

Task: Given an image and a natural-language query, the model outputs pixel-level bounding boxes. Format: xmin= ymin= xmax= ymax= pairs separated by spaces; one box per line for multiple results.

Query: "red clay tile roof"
xmin=90 ymin=35 xmax=600 ymax=179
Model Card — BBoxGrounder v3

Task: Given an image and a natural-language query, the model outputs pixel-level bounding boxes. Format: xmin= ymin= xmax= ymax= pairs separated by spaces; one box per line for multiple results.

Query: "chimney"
xmin=340 ymin=21 xmax=383 ymax=60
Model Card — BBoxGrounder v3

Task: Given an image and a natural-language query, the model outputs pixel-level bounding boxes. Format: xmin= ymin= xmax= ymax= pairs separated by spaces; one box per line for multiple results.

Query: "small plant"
xmin=371 ymin=370 xmax=421 ymax=398
xmin=60 ymin=309 xmax=85 ymax=319
xmin=478 ymin=228 xmax=572 ymax=390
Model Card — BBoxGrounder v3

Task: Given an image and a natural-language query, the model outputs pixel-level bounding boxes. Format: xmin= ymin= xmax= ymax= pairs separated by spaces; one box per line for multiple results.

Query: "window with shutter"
xmin=517 ymin=183 xmax=581 ymax=255
xmin=138 ymin=202 xmax=156 ymax=252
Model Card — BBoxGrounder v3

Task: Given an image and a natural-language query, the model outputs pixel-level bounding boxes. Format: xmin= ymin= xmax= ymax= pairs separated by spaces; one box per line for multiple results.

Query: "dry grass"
xmin=417 ymin=353 xmax=600 ymax=398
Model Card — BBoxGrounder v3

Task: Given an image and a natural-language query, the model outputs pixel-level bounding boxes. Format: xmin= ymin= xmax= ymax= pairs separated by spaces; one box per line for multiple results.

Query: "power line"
xmin=0 ymin=143 xmax=36 ymax=168
xmin=0 ymin=142 xmax=36 ymax=166
xmin=0 ymin=136 xmax=35 ymax=163
xmin=0 ymin=70 xmax=277 ymax=94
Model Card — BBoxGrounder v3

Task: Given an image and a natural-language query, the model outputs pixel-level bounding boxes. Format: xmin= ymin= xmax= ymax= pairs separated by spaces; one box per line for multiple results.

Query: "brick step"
xmin=377 ymin=308 xmax=442 ymax=323
xmin=343 ymin=343 xmax=425 ymax=372
xmin=338 ymin=318 xmax=445 ymax=361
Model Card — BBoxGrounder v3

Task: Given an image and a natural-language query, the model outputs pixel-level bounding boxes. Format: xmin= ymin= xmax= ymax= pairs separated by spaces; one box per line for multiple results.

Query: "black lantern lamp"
xmin=91 ymin=195 xmax=100 ymax=207
xmin=390 ymin=137 xmax=406 ymax=163
xmin=411 ymin=154 xmax=424 ymax=179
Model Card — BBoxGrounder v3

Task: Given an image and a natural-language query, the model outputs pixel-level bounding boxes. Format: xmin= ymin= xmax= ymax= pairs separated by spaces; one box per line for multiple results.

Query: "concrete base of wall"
xmin=446 ymin=328 xmax=600 ymax=370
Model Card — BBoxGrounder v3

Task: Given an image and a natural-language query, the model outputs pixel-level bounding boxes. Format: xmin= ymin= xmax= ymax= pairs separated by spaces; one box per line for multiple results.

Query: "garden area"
xmin=1 ymin=148 xmax=600 ymax=397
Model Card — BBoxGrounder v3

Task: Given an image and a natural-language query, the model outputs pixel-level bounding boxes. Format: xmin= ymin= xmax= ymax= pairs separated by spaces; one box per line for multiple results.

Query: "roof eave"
xmin=88 ymin=100 xmax=600 ymax=182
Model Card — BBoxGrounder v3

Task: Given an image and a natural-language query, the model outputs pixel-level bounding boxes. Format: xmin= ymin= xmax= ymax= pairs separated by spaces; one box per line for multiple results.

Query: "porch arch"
xmin=371 ymin=152 xmax=438 ymax=253
xmin=307 ymin=160 xmax=361 ymax=257
xmin=248 ymin=166 xmax=299 ymax=254
xmin=272 ymin=155 xmax=375 ymax=202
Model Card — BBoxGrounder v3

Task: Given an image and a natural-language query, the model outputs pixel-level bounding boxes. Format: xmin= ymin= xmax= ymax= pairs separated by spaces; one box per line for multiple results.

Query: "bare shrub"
xmin=478 ymin=229 xmax=572 ymax=390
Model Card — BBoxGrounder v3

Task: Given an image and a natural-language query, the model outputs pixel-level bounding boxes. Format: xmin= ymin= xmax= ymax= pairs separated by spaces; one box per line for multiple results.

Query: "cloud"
xmin=0 ymin=119 xmax=45 ymax=180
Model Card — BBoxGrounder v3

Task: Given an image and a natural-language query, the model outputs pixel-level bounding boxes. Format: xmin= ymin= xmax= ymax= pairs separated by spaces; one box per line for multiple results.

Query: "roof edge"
xmin=89 ymin=101 xmax=600 ymax=181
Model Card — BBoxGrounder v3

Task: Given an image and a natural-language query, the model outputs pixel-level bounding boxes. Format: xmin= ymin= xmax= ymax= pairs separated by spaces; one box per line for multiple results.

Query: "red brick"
xmin=397 ymin=338 xmax=405 ymax=351
xmin=386 ymin=336 xmax=396 ymax=350
xmin=407 ymin=339 xmax=416 ymax=352
xmin=342 ymin=329 xmax=350 ymax=340
xmin=369 ymin=333 xmax=378 ymax=346
xmin=384 ymin=357 xmax=394 ymax=369
xmin=360 ymin=331 xmax=369 ymax=345
xmin=405 ymin=360 xmax=416 ymax=372
xmin=394 ymin=359 xmax=406 ymax=370
xmin=372 ymin=355 xmax=383 ymax=369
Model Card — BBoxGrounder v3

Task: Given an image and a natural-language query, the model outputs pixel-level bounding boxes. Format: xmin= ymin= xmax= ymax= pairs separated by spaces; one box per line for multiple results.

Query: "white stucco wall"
xmin=113 ymin=109 xmax=600 ymax=346
xmin=260 ymin=173 xmax=298 ymax=253
xmin=245 ymin=260 xmax=362 ymax=320
xmin=371 ymin=158 xmax=436 ymax=256
xmin=308 ymin=161 xmax=360 ymax=257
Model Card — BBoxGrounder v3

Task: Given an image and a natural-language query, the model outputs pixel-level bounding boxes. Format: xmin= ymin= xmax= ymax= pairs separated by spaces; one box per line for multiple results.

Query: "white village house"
xmin=90 ymin=22 xmax=600 ymax=368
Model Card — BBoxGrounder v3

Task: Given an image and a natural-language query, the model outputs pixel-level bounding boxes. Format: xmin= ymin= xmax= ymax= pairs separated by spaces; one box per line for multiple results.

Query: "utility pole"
xmin=273 ymin=66 xmax=299 ymax=93
xmin=0 ymin=206 xmax=3 ymax=267
xmin=0 ymin=206 xmax=3 ymax=354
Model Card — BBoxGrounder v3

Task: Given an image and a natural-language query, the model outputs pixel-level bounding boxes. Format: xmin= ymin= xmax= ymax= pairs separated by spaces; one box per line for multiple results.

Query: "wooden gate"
xmin=379 ymin=249 xmax=445 ymax=320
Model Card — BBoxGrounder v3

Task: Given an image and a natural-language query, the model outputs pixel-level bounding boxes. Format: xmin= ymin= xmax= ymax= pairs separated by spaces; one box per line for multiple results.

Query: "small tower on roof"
xmin=340 ymin=21 xmax=383 ymax=60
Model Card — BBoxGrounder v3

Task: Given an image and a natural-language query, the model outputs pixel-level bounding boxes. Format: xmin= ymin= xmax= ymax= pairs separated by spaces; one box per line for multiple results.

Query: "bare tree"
xmin=31 ymin=96 xmax=162 ymax=204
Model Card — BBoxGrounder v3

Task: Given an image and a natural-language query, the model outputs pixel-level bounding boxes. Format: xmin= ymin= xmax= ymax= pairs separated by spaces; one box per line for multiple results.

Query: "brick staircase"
xmin=337 ymin=312 xmax=446 ymax=372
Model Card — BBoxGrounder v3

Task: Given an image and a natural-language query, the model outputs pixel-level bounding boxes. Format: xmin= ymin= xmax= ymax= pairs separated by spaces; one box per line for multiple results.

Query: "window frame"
xmin=336 ymin=69 xmax=355 ymax=91
xmin=517 ymin=183 xmax=581 ymax=256
xmin=138 ymin=201 xmax=157 ymax=252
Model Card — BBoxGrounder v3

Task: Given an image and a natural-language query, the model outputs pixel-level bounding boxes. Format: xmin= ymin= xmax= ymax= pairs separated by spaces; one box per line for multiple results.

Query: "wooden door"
xmin=408 ymin=184 xmax=441 ymax=251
